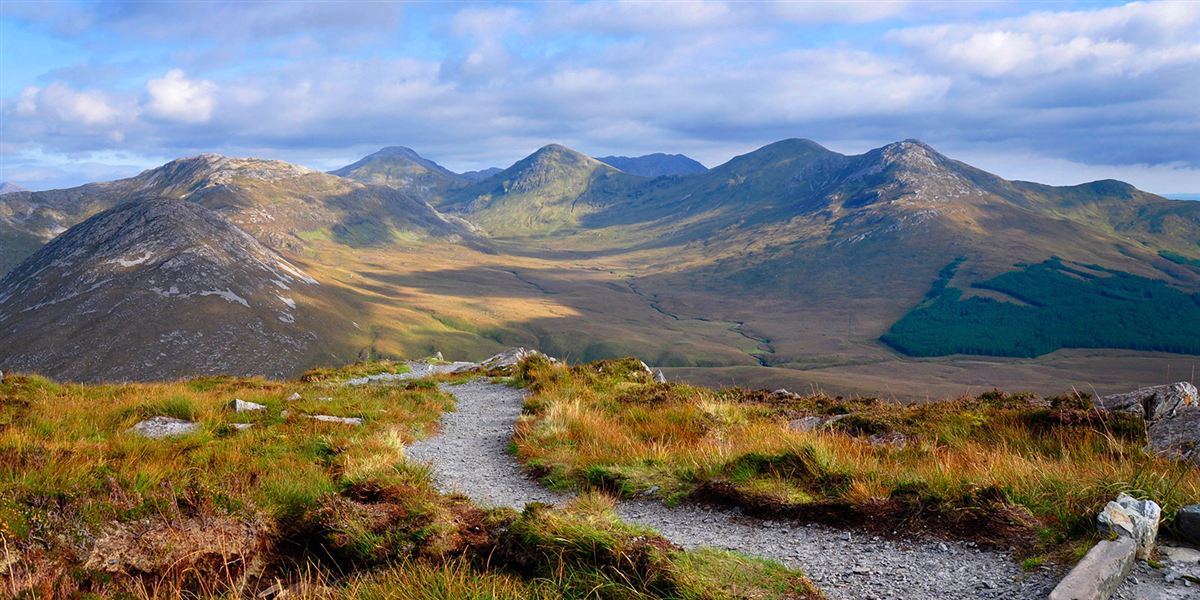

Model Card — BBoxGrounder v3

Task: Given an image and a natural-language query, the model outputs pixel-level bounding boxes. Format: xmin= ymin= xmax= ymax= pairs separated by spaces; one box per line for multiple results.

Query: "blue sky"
xmin=1 ymin=0 xmax=1197 ymax=193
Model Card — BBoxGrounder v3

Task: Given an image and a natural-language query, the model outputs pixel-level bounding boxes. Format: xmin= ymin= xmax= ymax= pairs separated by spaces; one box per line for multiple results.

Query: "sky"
xmin=1 ymin=0 xmax=1198 ymax=194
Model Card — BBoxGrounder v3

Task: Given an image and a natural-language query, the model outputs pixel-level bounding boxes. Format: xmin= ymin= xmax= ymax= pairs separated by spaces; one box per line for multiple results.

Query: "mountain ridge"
xmin=0 ymin=197 xmax=348 ymax=382
xmin=595 ymin=153 xmax=707 ymax=177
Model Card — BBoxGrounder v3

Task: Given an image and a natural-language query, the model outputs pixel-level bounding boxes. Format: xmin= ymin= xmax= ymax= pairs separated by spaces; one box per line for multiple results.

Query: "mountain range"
xmin=1 ymin=138 xmax=1197 ymax=394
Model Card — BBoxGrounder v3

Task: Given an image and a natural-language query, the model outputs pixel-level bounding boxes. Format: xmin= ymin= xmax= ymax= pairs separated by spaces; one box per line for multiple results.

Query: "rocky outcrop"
xmin=477 ymin=347 xmax=558 ymax=375
xmin=1095 ymin=383 xmax=1200 ymax=465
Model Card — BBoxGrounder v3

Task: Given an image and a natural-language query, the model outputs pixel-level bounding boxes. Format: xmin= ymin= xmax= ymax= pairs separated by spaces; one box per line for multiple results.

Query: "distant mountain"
xmin=0 ymin=182 xmax=27 ymax=195
xmin=596 ymin=153 xmax=707 ymax=177
xmin=1167 ymin=193 xmax=1200 ymax=201
xmin=330 ymin=146 xmax=464 ymax=197
xmin=3 ymin=138 xmax=1199 ymax=386
xmin=0 ymin=153 xmax=476 ymax=273
xmin=440 ymin=144 xmax=641 ymax=236
xmin=458 ymin=167 xmax=503 ymax=182
xmin=0 ymin=198 xmax=348 ymax=382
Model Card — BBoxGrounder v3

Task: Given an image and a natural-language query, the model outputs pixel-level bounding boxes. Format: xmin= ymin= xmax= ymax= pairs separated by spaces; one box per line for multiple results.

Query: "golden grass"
xmin=513 ymin=357 xmax=1200 ymax=557
xmin=0 ymin=365 xmax=819 ymax=599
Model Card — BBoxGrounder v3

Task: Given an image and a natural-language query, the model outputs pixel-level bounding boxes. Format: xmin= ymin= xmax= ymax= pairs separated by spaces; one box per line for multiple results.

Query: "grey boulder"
xmin=1178 ymin=504 xmax=1200 ymax=546
xmin=1097 ymin=493 xmax=1161 ymax=559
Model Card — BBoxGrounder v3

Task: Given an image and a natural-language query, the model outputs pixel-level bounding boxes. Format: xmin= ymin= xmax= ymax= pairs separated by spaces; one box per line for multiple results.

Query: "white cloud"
xmin=145 ymin=69 xmax=217 ymax=123
xmin=16 ymin=83 xmax=122 ymax=126
xmin=890 ymin=1 xmax=1200 ymax=77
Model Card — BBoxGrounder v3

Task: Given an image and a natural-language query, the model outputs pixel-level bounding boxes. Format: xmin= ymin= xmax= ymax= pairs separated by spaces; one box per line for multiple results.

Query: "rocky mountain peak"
xmin=136 ymin=154 xmax=316 ymax=197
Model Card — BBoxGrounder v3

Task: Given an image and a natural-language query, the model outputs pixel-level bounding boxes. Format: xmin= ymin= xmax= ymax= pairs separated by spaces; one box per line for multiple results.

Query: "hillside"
xmin=0 ymin=198 xmax=350 ymax=381
xmin=596 ymin=153 xmax=708 ymax=177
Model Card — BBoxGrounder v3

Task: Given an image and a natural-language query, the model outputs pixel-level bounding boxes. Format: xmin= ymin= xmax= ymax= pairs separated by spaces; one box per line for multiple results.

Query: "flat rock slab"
xmin=308 ymin=415 xmax=363 ymax=425
xmin=408 ymin=379 xmax=1058 ymax=600
xmin=1051 ymin=538 xmax=1136 ymax=600
xmin=129 ymin=416 xmax=199 ymax=438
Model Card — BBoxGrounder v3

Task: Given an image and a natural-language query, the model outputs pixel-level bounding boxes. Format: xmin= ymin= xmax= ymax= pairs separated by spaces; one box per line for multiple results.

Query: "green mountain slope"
xmin=440 ymin=144 xmax=645 ymax=236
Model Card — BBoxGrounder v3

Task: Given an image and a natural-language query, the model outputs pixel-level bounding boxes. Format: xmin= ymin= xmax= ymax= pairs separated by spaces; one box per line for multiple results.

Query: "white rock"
xmin=129 ymin=416 xmax=199 ymax=439
xmin=654 ymin=370 xmax=667 ymax=384
xmin=228 ymin=398 xmax=266 ymax=412
xmin=308 ymin=414 xmax=363 ymax=425
xmin=286 ymin=392 xmax=302 ymax=401
xmin=1097 ymin=493 xmax=1161 ymax=559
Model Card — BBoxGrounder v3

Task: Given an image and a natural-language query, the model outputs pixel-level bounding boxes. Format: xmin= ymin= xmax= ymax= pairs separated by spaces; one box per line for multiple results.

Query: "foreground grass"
xmin=0 ymin=363 xmax=817 ymax=599
xmin=513 ymin=357 xmax=1200 ymax=559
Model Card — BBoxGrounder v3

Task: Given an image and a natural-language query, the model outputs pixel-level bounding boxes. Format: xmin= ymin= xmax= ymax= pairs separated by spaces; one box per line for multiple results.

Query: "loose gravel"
xmin=407 ymin=378 xmax=1061 ymax=599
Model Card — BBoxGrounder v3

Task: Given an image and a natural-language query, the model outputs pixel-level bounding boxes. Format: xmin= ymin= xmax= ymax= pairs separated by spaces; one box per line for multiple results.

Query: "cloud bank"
xmin=1 ymin=0 xmax=1197 ymax=193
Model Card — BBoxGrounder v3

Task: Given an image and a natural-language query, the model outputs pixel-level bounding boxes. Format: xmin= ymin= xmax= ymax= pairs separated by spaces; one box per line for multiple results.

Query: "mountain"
xmin=0 ymin=153 xmax=476 ymax=273
xmin=439 ymin=144 xmax=643 ymax=236
xmin=459 ymin=167 xmax=503 ymax=182
xmin=596 ymin=153 xmax=707 ymax=177
xmin=330 ymin=146 xmax=464 ymax=197
xmin=2 ymin=138 xmax=1198 ymax=395
xmin=0 ymin=198 xmax=348 ymax=382
xmin=0 ymin=182 xmax=27 ymax=195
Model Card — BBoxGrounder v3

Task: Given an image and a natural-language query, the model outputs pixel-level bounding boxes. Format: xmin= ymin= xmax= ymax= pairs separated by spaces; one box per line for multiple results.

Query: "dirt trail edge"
xmin=405 ymin=379 xmax=1060 ymax=600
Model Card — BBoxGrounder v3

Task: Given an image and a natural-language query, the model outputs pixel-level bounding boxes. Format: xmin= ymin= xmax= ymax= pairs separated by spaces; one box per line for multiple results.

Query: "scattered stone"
xmin=286 ymin=392 xmax=302 ymax=401
xmin=228 ymin=398 xmax=266 ymax=412
xmin=788 ymin=413 xmax=847 ymax=432
xmin=0 ymin=370 xmax=4 ymax=382
xmin=308 ymin=414 xmax=363 ymax=425
xmin=1178 ymin=505 xmax=1200 ymax=546
xmin=654 ymin=370 xmax=667 ymax=384
xmin=1097 ymin=382 xmax=1200 ymax=465
xmin=434 ymin=351 xmax=444 ymax=361
xmin=230 ymin=423 xmax=254 ymax=431
xmin=1098 ymin=493 xmax=1161 ymax=559
xmin=129 ymin=416 xmax=199 ymax=438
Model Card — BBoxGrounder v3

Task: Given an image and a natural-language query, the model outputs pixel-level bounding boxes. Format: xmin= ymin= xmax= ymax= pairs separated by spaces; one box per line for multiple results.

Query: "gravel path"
xmin=407 ymin=378 xmax=1060 ymax=600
